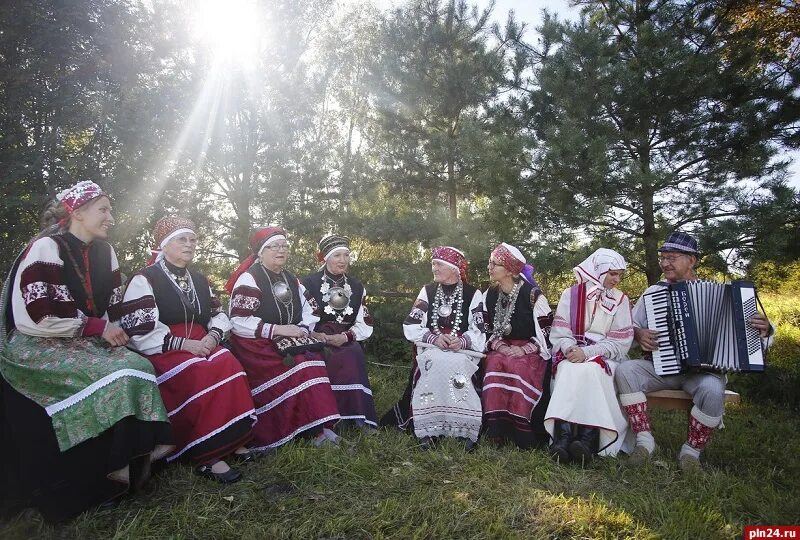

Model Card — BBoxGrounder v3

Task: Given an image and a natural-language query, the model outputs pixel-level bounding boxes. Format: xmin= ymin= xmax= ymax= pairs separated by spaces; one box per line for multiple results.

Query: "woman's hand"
xmin=433 ymin=335 xmax=450 ymax=350
xmin=274 ymin=325 xmax=306 ymax=338
xmin=200 ymin=335 xmax=218 ymax=351
xmin=326 ymin=334 xmax=348 ymax=347
xmin=101 ymin=323 xmax=129 ymax=347
xmin=505 ymin=345 xmax=526 ymax=357
xmin=565 ymin=346 xmax=586 ymax=363
xmin=183 ymin=339 xmax=212 ymax=357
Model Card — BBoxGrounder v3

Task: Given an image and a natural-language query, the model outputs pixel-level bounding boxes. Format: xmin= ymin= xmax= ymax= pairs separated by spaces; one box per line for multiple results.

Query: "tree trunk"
xmin=447 ymin=156 xmax=457 ymax=220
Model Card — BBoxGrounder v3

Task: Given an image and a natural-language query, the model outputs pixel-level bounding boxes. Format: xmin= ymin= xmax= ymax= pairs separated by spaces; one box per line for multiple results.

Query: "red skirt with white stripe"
xmin=228 ymin=335 xmax=340 ymax=449
xmin=480 ymin=339 xmax=548 ymax=448
xmin=146 ymin=324 xmax=255 ymax=463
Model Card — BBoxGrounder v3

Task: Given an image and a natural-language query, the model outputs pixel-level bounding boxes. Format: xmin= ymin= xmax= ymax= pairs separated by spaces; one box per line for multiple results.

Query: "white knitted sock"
xmin=636 ymin=431 xmax=656 ymax=454
xmin=679 ymin=443 xmax=701 ymax=460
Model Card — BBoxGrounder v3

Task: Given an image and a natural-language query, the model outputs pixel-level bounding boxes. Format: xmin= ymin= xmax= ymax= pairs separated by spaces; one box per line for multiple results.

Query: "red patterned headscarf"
xmin=490 ymin=243 xmax=525 ymax=275
xmin=147 ymin=216 xmax=197 ymax=266
xmin=55 ymin=181 xmax=108 ymax=223
xmin=225 ymin=226 xmax=288 ymax=294
xmin=431 ymin=246 xmax=468 ymax=283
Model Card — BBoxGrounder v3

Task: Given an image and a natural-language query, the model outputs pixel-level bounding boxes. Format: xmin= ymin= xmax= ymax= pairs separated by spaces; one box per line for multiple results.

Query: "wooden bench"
xmin=646 ymin=389 xmax=741 ymax=416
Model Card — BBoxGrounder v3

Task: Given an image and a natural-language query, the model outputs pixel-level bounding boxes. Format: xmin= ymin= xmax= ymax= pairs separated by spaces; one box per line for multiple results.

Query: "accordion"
xmin=642 ymin=280 xmax=766 ymax=375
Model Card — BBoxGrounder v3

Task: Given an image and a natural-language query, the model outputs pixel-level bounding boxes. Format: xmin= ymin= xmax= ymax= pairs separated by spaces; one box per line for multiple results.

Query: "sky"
xmin=370 ymin=0 xmax=800 ymax=190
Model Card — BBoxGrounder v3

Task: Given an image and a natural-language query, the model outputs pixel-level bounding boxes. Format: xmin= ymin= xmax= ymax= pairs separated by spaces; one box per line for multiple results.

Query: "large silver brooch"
xmin=272 ymin=281 xmax=292 ymax=303
xmin=327 ymin=287 xmax=351 ymax=310
xmin=437 ymin=304 xmax=453 ymax=318
xmin=452 ymin=373 xmax=467 ymax=389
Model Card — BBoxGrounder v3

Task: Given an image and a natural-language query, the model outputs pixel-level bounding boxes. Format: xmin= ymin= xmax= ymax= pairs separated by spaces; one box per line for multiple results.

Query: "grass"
xmin=2 ymin=359 xmax=799 ymax=540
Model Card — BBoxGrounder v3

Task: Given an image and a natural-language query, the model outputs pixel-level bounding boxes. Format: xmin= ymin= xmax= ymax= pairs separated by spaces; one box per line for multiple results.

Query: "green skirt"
xmin=0 ymin=332 xmax=169 ymax=452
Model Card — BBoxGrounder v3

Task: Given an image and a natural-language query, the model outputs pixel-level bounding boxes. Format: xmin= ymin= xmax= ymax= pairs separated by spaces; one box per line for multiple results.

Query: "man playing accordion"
xmin=615 ymin=232 xmax=774 ymax=472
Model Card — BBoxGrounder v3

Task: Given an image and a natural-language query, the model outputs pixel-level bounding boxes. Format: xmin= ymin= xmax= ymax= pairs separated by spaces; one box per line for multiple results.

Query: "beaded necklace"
xmin=430 ymin=281 xmax=464 ymax=337
xmin=489 ymin=280 xmax=522 ymax=342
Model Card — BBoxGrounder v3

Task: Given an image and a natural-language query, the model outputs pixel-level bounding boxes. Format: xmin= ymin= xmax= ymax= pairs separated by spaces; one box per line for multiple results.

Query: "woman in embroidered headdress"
xmin=481 ymin=243 xmax=553 ymax=449
xmin=303 ymin=234 xmax=377 ymax=430
xmin=118 ymin=217 xmax=256 ymax=483
xmin=0 ymin=181 xmax=172 ymax=522
xmin=545 ymin=248 xmax=633 ymax=464
xmin=225 ymin=227 xmax=340 ymax=449
xmin=381 ymin=247 xmax=486 ymax=449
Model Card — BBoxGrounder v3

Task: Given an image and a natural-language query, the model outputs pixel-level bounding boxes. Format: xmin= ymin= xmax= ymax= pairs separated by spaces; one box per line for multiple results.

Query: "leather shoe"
xmin=194 ymin=464 xmax=242 ymax=484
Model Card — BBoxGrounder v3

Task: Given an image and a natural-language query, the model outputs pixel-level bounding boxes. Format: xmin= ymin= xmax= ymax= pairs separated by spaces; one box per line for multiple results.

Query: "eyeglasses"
xmin=658 ymin=254 xmax=687 ymax=263
xmin=172 ymin=236 xmax=198 ymax=246
xmin=265 ymin=243 xmax=291 ymax=252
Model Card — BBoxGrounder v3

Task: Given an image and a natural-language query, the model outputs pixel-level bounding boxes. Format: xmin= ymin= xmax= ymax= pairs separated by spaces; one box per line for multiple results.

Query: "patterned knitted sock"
xmin=619 ymin=391 xmax=652 ymax=433
xmin=686 ymin=406 xmax=721 ymax=452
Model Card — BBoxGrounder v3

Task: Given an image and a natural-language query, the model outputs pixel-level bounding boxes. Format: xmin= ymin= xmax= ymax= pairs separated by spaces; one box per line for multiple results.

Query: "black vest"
xmin=141 ymin=263 xmax=213 ymax=326
xmin=249 ymin=264 xmax=302 ymax=325
xmin=485 ymin=281 xmax=539 ymax=340
xmin=51 ymin=233 xmax=115 ymax=317
xmin=423 ymin=282 xmax=478 ymax=334
xmin=302 ymin=270 xmax=365 ymax=328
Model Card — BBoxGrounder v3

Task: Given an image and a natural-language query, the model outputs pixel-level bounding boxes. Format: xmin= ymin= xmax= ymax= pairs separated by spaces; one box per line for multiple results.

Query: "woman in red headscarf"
xmin=225 ymin=227 xmax=340 ymax=449
xmin=0 ymin=181 xmax=173 ymax=522
xmin=380 ymin=246 xmax=487 ymax=450
xmin=117 ymin=217 xmax=256 ymax=483
xmin=481 ymin=243 xmax=553 ymax=450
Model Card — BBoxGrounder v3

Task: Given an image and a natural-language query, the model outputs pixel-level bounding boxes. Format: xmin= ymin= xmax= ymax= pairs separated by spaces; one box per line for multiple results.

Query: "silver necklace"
xmin=431 ymin=282 xmax=464 ymax=336
xmin=490 ymin=281 xmax=522 ymax=342
xmin=262 ymin=265 xmax=294 ymax=325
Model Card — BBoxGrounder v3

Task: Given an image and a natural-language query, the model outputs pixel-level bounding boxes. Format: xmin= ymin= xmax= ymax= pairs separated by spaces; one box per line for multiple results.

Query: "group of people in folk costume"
xmin=0 ymin=181 xmax=775 ymax=521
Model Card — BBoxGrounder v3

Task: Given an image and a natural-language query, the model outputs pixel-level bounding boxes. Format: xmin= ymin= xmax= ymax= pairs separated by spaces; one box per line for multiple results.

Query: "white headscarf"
xmin=573 ymin=248 xmax=627 ymax=314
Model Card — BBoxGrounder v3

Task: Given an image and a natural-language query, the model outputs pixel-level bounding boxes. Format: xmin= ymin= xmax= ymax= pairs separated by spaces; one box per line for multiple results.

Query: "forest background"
xmin=2 ymin=0 xmax=800 ymax=537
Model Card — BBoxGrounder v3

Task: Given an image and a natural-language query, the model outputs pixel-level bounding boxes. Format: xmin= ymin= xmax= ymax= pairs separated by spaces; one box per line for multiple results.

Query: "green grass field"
xmin=2 ymin=357 xmax=799 ymax=540
xmin=3 ymin=292 xmax=800 ymax=539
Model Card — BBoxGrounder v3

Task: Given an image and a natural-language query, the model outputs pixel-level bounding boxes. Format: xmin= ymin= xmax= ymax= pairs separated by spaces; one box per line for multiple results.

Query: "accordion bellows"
xmin=643 ymin=280 xmax=766 ymax=375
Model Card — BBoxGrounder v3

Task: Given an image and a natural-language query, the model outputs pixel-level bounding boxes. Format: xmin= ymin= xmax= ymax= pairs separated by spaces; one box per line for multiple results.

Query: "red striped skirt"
xmin=146 ymin=324 xmax=255 ymax=463
xmin=228 ymin=334 xmax=340 ymax=449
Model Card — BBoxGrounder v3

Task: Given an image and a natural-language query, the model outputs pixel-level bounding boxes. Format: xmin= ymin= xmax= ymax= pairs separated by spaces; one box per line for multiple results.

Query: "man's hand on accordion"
xmin=634 ymin=327 xmax=660 ymax=352
xmin=749 ymin=312 xmax=772 ymax=338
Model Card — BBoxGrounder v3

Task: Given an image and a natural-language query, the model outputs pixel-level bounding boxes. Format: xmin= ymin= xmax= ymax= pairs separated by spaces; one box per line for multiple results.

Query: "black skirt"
xmin=0 ymin=378 xmax=173 ymax=523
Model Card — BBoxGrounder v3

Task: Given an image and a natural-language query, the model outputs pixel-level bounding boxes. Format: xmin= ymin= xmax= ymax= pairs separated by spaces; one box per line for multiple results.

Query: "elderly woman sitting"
xmin=303 ymin=234 xmax=377 ymax=430
xmin=226 ymin=227 xmax=340 ymax=449
xmin=119 ymin=217 xmax=257 ymax=483
xmin=481 ymin=243 xmax=552 ymax=449
xmin=381 ymin=247 xmax=486 ymax=450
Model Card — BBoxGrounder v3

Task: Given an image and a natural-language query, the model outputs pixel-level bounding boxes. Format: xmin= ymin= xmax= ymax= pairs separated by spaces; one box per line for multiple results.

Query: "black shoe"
xmin=568 ymin=426 xmax=598 ymax=466
xmin=418 ymin=436 xmax=437 ymax=450
xmin=457 ymin=437 xmax=477 ymax=452
xmin=549 ymin=421 xmax=573 ymax=464
xmin=194 ymin=464 xmax=243 ymax=484
xmin=231 ymin=448 xmax=275 ymax=465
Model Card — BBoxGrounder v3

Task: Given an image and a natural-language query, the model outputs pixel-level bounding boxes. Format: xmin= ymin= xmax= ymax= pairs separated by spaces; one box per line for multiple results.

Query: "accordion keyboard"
xmin=643 ymin=291 xmax=682 ymax=375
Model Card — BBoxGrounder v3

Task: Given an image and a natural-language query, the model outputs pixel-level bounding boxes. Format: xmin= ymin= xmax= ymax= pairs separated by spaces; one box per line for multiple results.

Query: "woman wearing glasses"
xmin=481 ymin=243 xmax=553 ymax=449
xmin=119 ymin=217 xmax=256 ymax=483
xmin=225 ymin=227 xmax=340 ymax=449
xmin=545 ymin=248 xmax=633 ymax=464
